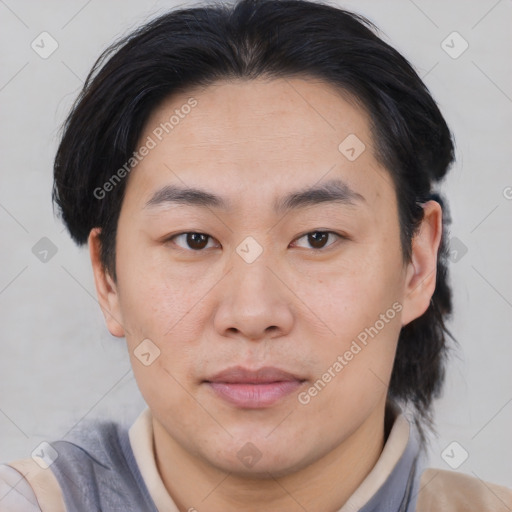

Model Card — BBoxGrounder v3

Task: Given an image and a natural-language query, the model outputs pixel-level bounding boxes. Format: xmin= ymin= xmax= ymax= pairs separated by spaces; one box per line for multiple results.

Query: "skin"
xmin=89 ymin=76 xmax=442 ymax=512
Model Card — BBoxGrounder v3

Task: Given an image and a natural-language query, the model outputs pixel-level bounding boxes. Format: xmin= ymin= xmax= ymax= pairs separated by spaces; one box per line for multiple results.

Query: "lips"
xmin=204 ymin=366 xmax=306 ymax=408
xmin=207 ymin=366 xmax=304 ymax=384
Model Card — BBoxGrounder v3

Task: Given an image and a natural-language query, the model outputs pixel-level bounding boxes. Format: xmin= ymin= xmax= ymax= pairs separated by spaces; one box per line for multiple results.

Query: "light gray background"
xmin=1 ymin=0 xmax=511 ymax=489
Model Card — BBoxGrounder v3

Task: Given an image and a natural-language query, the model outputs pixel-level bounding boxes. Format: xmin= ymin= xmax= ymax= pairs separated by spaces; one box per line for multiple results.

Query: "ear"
xmin=88 ymin=227 xmax=125 ymax=337
xmin=400 ymin=200 xmax=443 ymax=327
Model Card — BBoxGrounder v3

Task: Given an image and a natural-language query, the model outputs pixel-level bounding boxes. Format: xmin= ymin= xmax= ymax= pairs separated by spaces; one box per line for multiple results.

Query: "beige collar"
xmin=129 ymin=408 xmax=181 ymax=512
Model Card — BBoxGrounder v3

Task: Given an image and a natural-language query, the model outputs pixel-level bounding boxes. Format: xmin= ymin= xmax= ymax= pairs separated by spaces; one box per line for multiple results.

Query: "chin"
xmin=203 ymin=437 xmax=314 ymax=478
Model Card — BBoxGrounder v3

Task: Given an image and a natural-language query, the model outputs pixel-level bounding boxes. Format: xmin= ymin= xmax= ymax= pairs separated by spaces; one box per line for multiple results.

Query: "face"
xmin=90 ymin=76 xmax=440 ymax=477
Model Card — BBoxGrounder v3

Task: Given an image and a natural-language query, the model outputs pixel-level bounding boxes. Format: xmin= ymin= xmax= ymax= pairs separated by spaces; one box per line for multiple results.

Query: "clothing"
xmin=1 ymin=404 xmax=511 ymax=511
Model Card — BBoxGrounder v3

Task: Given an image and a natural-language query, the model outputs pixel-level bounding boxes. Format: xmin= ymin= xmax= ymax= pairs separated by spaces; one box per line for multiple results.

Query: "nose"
xmin=213 ymin=246 xmax=295 ymax=342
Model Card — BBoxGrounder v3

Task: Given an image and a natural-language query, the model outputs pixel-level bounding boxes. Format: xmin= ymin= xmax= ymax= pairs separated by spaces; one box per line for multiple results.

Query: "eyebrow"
xmin=143 ymin=178 xmax=365 ymax=214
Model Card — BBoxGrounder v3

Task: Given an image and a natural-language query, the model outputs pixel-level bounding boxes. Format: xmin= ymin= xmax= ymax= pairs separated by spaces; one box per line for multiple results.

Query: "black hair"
xmin=52 ymin=0 xmax=456 ymax=443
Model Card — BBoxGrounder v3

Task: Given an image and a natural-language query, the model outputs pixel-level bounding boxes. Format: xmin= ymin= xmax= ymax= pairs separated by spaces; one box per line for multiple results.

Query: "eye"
xmin=168 ymin=232 xmax=219 ymax=251
xmin=291 ymin=230 xmax=344 ymax=250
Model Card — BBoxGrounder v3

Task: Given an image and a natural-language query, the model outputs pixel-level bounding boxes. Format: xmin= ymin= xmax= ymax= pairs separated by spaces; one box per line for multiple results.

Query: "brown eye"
xmin=292 ymin=231 xmax=343 ymax=250
xmin=170 ymin=232 xmax=216 ymax=251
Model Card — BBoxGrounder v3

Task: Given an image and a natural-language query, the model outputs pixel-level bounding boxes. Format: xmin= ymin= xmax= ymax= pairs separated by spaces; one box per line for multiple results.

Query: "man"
xmin=1 ymin=0 xmax=511 ymax=510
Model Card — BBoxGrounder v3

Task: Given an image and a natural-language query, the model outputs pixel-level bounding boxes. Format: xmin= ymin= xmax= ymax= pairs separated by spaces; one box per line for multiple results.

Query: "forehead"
xmin=123 ymin=77 xmax=395 ymax=214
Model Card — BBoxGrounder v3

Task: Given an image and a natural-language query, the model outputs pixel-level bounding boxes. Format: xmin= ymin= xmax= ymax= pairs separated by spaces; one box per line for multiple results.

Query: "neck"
xmin=153 ymin=401 xmax=388 ymax=512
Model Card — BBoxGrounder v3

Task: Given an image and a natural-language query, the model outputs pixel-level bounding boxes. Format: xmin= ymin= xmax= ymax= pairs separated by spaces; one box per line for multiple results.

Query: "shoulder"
xmin=0 ymin=461 xmax=64 ymax=512
xmin=416 ymin=467 xmax=512 ymax=512
xmin=0 ymin=419 xmax=127 ymax=512
xmin=49 ymin=419 xmax=128 ymax=469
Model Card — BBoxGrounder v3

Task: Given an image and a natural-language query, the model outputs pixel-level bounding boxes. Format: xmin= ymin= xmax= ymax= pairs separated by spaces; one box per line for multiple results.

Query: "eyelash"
xmin=166 ymin=230 xmax=346 ymax=252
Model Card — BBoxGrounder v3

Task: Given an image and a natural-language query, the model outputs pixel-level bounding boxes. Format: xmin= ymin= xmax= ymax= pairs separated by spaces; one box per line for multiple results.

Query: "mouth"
xmin=203 ymin=366 xmax=307 ymax=408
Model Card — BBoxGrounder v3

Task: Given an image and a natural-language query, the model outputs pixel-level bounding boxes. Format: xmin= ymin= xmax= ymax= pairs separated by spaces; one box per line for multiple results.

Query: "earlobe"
xmin=88 ymin=227 xmax=125 ymax=338
xmin=400 ymin=200 xmax=443 ymax=327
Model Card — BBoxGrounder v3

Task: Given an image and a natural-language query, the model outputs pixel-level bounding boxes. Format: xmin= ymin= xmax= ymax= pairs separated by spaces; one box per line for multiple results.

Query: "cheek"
xmin=291 ymin=245 xmax=402 ymax=336
xmin=298 ymin=305 xmax=401 ymax=431
xmin=115 ymin=246 xmax=207 ymax=340
xmin=291 ymin=240 xmax=404 ymax=402
xmin=116 ymin=251 xmax=215 ymax=400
